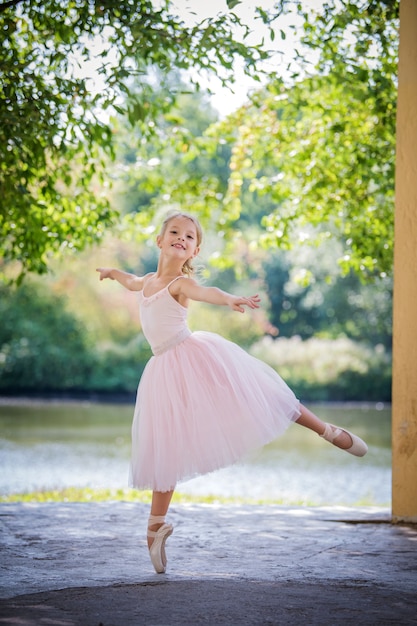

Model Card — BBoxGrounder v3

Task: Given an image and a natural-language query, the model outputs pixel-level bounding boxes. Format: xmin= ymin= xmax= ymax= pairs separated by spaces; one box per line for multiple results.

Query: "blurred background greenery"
xmin=0 ymin=1 xmax=396 ymax=403
xmin=0 ymin=219 xmax=392 ymax=401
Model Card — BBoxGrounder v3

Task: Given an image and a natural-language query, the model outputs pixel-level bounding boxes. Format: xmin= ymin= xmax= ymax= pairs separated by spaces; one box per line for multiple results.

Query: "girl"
xmin=97 ymin=211 xmax=367 ymax=574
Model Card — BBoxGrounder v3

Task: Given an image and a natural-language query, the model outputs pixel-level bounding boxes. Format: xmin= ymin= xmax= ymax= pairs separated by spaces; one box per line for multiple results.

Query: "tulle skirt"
xmin=129 ymin=331 xmax=300 ymax=492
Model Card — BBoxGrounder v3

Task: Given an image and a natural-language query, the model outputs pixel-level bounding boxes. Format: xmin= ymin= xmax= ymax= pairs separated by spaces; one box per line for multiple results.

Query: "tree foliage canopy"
xmin=113 ymin=0 xmax=399 ymax=280
xmin=211 ymin=0 xmax=399 ymax=279
xmin=0 ymin=0 xmax=268 ymax=280
xmin=0 ymin=0 xmax=399 ymax=281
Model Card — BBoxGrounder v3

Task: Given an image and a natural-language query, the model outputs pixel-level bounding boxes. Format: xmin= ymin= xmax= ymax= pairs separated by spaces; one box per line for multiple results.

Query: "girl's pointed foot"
xmin=147 ymin=523 xmax=173 ymax=574
xmin=320 ymin=422 xmax=368 ymax=457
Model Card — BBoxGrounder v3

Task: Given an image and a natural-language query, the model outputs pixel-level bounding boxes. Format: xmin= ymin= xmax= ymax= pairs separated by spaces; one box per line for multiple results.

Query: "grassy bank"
xmin=0 ymin=488 xmax=315 ymax=506
xmin=0 ymin=487 xmax=388 ymax=507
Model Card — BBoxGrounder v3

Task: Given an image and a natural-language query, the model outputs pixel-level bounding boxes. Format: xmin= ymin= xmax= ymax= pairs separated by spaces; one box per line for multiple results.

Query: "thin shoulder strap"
xmin=167 ymin=275 xmax=186 ymax=289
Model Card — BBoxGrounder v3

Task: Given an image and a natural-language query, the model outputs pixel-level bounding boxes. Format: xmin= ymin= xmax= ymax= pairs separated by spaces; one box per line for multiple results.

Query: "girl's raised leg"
xmin=295 ymin=403 xmax=368 ymax=456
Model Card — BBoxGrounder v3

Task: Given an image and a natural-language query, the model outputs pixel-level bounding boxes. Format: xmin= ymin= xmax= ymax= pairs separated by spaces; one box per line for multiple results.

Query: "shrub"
xmin=89 ymin=336 xmax=152 ymax=393
xmin=0 ymin=283 xmax=94 ymax=391
xmin=249 ymin=336 xmax=392 ymax=401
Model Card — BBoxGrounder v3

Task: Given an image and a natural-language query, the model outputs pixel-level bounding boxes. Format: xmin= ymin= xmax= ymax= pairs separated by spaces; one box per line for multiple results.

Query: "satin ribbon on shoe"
xmin=320 ymin=422 xmax=368 ymax=457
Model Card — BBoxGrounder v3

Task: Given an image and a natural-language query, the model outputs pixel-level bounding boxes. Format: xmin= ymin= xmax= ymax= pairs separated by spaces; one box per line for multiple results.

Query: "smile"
xmin=172 ymin=243 xmax=185 ymax=250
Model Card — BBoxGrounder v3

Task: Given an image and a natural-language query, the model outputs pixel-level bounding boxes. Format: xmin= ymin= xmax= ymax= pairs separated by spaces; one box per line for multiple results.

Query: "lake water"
xmin=0 ymin=400 xmax=391 ymax=506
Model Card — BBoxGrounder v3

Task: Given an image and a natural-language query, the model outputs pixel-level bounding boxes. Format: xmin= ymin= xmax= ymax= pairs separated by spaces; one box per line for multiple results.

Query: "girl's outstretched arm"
xmin=96 ymin=268 xmax=145 ymax=291
xmin=174 ymin=278 xmax=260 ymax=313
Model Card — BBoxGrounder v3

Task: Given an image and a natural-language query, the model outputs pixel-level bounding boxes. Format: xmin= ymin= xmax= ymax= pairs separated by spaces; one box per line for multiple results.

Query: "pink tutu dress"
xmin=129 ymin=276 xmax=301 ymax=492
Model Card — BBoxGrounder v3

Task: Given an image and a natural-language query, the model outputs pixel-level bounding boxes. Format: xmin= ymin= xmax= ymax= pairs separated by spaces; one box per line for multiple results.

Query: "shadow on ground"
xmin=1 ymin=579 xmax=416 ymax=626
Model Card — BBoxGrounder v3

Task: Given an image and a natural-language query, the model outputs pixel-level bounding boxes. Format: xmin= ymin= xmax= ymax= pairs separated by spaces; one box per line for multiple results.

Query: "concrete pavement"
xmin=0 ymin=502 xmax=416 ymax=625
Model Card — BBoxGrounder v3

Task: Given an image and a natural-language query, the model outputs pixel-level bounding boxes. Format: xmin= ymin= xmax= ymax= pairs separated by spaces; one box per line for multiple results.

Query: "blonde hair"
xmin=159 ymin=211 xmax=203 ymax=276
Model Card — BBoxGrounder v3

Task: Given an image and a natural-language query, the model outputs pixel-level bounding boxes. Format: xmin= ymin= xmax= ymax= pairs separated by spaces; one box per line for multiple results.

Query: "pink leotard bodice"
xmin=139 ymin=277 xmax=191 ymax=356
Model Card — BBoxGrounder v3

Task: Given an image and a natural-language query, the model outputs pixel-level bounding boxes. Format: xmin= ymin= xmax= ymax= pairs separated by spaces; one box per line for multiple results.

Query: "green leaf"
xmin=227 ymin=0 xmax=242 ymax=10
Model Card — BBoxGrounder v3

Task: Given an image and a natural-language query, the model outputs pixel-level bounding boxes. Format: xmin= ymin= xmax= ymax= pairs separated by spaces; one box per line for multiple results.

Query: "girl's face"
xmin=157 ymin=216 xmax=200 ymax=261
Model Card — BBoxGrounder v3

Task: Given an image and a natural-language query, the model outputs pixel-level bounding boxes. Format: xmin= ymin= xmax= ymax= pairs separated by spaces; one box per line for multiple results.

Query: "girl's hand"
xmin=96 ymin=268 xmax=114 ymax=281
xmin=228 ymin=294 xmax=261 ymax=313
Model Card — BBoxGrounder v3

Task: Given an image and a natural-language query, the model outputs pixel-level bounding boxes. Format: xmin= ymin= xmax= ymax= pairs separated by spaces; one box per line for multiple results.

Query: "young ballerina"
xmin=97 ymin=211 xmax=367 ymax=574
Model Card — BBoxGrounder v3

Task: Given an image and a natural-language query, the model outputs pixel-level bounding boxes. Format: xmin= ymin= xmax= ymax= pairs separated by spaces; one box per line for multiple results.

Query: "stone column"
xmin=392 ymin=0 xmax=417 ymax=523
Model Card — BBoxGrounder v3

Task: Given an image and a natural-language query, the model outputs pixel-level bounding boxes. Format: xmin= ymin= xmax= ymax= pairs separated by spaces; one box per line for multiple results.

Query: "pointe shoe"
xmin=320 ymin=422 xmax=368 ymax=457
xmin=147 ymin=523 xmax=173 ymax=574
